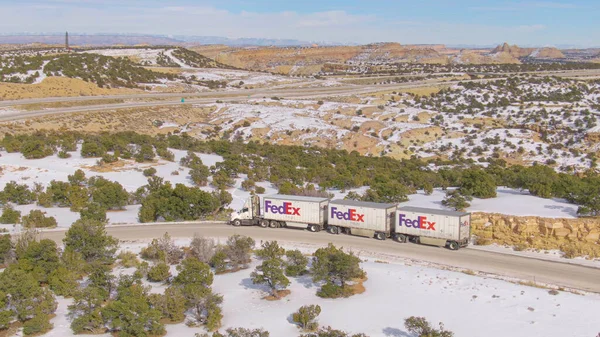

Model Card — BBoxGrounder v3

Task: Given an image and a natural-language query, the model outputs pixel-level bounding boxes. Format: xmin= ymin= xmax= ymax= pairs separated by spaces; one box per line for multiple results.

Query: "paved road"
xmin=0 ymin=78 xmax=498 ymax=122
xmin=0 ymin=82 xmax=405 ymax=108
xmin=40 ymin=222 xmax=600 ymax=293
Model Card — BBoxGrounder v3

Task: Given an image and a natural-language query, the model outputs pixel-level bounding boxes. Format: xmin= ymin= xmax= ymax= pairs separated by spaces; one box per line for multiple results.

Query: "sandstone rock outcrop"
xmin=491 ymin=42 xmax=565 ymax=59
xmin=192 ymin=43 xmax=444 ymax=75
xmin=471 ymin=212 xmax=600 ymax=258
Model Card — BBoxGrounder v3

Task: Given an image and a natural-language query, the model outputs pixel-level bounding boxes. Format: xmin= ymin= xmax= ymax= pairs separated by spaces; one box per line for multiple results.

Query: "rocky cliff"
xmin=491 ymin=42 xmax=565 ymax=59
xmin=192 ymin=43 xmax=444 ymax=75
xmin=471 ymin=212 xmax=600 ymax=258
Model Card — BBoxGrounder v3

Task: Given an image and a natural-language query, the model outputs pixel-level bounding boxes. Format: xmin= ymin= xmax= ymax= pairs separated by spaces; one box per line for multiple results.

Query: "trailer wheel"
xmin=308 ymin=224 xmax=318 ymax=232
xmin=395 ymin=234 xmax=407 ymax=243
xmin=448 ymin=241 xmax=460 ymax=251
xmin=327 ymin=226 xmax=339 ymax=234
xmin=269 ymin=221 xmax=279 ymax=228
xmin=232 ymin=219 xmax=242 ymax=227
xmin=259 ymin=219 xmax=269 ymax=228
xmin=375 ymin=232 xmax=386 ymax=240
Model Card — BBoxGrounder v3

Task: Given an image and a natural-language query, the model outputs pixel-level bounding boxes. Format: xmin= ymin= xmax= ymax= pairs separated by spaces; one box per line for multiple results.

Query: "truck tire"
xmin=375 ymin=232 xmax=386 ymax=240
xmin=448 ymin=241 xmax=460 ymax=251
xmin=328 ymin=226 xmax=339 ymax=234
xmin=232 ymin=219 xmax=242 ymax=227
xmin=259 ymin=219 xmax=268 ymax=228
xmin=269 ymin=221 xmax=279 ymax=228
xmin=395 ymin=234 xmax=407 ymax=243
xmin=308 ymin=224 xmax=318 ymax=232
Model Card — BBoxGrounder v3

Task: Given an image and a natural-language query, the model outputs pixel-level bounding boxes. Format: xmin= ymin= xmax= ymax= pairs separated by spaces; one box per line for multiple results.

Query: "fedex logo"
xmin=330 ymin=207 xmax=365 ymax=222
xmin=461 ymin=220 xmax=469 ymax=227
xmin=264 ymin=200 xmax=300 ymax=216
xmin=398 ymin=214 xmax=436 ymax=230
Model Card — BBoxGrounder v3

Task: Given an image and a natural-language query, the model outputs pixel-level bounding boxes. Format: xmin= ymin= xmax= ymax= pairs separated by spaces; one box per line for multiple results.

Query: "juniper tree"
xmin=251 ymin=258 xmax=290 ymax=298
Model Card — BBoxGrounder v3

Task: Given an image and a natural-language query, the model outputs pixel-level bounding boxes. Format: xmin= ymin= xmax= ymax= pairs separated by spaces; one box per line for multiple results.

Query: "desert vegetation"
xmin=1 ymin=131 xmax=599 ymax=217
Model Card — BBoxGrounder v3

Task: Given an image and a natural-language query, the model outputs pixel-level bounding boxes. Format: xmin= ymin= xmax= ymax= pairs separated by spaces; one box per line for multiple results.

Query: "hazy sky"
xmin=0 ymin=0 xmax=598 ymax=46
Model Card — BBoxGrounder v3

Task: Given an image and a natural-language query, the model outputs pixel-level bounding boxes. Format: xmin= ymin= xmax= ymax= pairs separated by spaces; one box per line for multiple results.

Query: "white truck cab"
xmin=230 ymin=195 xmax=260 ymax=226
xmin=230 ymin=194 xmax=328 ymax=230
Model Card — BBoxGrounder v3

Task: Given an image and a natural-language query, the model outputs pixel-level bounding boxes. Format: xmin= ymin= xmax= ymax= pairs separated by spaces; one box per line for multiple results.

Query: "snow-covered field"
xmin=41 ymin=241 xmax=600 ymax=337
xmin=83 ymin=48 xmax=165 ymax=66
xmin=404 ymin=187 xmax=578 ymax=219
xmin=181 ymin=68 xmax=306 ymax=88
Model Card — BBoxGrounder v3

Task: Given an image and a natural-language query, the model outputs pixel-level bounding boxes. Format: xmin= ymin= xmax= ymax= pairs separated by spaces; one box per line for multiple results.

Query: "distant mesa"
xmin=491 ymin=42 xmax=565 ymax=59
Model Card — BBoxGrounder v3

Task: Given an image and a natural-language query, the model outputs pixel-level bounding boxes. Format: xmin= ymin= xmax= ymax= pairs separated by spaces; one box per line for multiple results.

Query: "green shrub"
xmin=143 ymin=167 xmax=157 ymax=177
xmin=48 ymin=266 xmax=79 ymax=297
xmin=148 ymin=262 xmax=171 ymax=282
xmin=285 ymin=250 xmax=308 ymax=277
xmin=70 ymin=310 xmax=104 ymax=335
xmin=404 ymin=316 xmax=454 ymax=337
xmin=21 ymin=139 xmax=54 ymax=159
xmin=81 ymin=141 xmax=106 ymax=158
xmin=117 ymin=251 xmax=140 ymax=268
xmin=58 ymin=150 xmax=71 ymax=159
xmin=149 ymin=287 xmax=186 ymax=323
xmin=23 ymin=313 xmax=53 ymax=336
xmin=441 ymin=190 xmax=472 ymax=211
xmin=22 ymin=210 xmax=57 ymax=228
xmin=0 ymin=206 xmax=21 ymax=224
xmin=316 ymin=282 xmax=353 ymax=299
xmin=134 ymin=261 xmax=150 ymax=279
xmin=0 ymin=234 xmax=12 ymax=264
xmin=209 ymin=250 xmax=228 ymax=273
xmin=79 ymin=203 xmax=108 ymax=222
xmin=292 ymin=304 xmax=321 ymax=331
xmin=3 ymin=181 xmax=35 ymax=205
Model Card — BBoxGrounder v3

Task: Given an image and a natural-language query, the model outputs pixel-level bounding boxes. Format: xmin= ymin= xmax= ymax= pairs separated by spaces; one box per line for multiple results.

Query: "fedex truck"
xmin=394 ymin=206 xmax=471 ymax=250
xmin=229 ymin=194 xmax=329 ymax=232
xmin=230 ymin=194 xmax=471 ymax=250
xmin=326 ymin=199 xmax=396 ymax=240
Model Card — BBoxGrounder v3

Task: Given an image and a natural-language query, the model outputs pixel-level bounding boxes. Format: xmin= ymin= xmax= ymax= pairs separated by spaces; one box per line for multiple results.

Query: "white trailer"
xmin=327 ymin=199 xmax=396 ymax=240
xmin=230 ymin=194 xmax=329 ymax=232
xmin=394 ymin=206 xmax=471 ymax=250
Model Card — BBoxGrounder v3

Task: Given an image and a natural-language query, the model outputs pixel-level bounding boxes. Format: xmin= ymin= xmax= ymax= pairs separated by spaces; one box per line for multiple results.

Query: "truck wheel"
xmin=259 ymin=219 xmax=268 ymax=228
xmin=328 ymin=226 xmax=339 ymax=234
xmin=269 ymin=221 xmax=279 ymax=228
xmin=448 ymin=241 xmax=460 ymax=251
xmin=395 ymin=234 xmax=407 ymax=243
xmin=308 ymin=224 xmax=318 ymax=232
xmin=232 ymin=219 xmax=242 ymax=227
xmin=375 ymin=232 xmax=385 ymax=240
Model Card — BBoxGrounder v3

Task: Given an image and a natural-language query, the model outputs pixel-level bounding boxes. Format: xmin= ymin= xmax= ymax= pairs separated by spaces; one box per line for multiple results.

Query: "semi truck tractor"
xmin=229 ymin=194 xmax=329 ymax=232
xmin=326 ymin=199 xmax=396 ymax=240
xmin=394 ymin=206 xmax=471 ymax=250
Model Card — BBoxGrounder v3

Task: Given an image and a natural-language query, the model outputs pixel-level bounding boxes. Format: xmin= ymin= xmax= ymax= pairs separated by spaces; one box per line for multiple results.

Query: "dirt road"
xmin=40 ymin=222 xmax=600 ymax=293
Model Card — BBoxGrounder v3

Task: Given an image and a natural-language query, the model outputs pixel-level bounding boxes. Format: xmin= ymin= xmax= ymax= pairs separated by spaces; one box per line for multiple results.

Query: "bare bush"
xmin=141 ymin=232 xmax=184 ymax=265
xmin=189 ymin=234 xmax=216 ymax=263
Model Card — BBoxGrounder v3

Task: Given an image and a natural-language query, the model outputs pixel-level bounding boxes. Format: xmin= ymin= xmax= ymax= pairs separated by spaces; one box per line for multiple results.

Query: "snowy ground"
xmin=83 ymin=48 xmax=165 ymax=66
xmin=403 ymin=187 xmax=578 ymax=219
xmin=180 ymin=68 xmax=307 ymax=88
xmin=40 ymin=240 xmax=600 ymax=337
